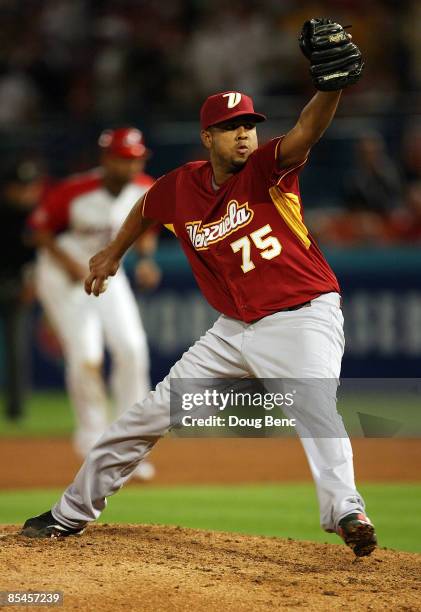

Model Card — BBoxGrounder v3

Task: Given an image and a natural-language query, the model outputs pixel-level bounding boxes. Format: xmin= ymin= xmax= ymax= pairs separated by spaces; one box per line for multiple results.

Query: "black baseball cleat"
xmin=21 ymin=510 xmax=85 ymax=539
xmin=337 ymin=512 xmax=377 ymax=557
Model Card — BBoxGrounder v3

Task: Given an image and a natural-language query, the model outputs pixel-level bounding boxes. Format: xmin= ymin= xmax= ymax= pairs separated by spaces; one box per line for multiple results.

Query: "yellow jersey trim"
xmin=269 ymin=186 xmax=311 ymax=250
xmin=164 ymin=223 xmax=176 ymax=235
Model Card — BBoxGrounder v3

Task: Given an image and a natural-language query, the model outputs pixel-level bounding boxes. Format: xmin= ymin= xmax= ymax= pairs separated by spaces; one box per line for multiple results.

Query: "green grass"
xmin=1 ymin=483 xmax=420 ymax=553
xmin=339 ymin=394 xmax=421 ymax=437
xmin=2 ymin=390 xmax=421 ymax=438
xmin=0 ymin=392 xmax=74 ymax=437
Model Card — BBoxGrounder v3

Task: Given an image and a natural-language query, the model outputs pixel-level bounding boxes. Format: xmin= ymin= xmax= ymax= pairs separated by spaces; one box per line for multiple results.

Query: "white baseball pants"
xmin=36 ymin=258 xmax=150 ymax=456
xmin=53 ymin=292 xmax=366 ymax=533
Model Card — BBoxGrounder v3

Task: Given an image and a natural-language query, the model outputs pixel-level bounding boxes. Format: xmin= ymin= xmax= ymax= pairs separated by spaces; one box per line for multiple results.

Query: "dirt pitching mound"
xmin=1 ymin=525 xmax=420 ymax=611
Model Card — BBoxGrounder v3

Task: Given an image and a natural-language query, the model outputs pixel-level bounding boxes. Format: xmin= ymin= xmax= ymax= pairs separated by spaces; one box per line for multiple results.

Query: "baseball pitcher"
xmin=22 ymin=20 xmax=376 ymax=556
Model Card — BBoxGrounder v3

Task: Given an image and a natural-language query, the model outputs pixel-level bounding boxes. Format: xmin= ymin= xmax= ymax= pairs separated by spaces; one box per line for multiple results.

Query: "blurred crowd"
xmin=309 ymin=129 xmax=421 ymax=246
xmin=0 ymin=0 xmax=419 ymax=123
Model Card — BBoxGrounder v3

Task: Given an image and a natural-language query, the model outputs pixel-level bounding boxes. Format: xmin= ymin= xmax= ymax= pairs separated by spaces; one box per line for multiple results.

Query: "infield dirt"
xmin=1 ymin=437 xmax=420 ymax=489
xmin=1 ymin=524 xmax=420 ymax=611
xmin=2 ymin=438 xmax=420 ymax=610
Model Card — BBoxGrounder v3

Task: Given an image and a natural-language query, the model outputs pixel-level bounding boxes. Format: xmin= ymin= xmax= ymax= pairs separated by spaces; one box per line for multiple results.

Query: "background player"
xmin=28 ymin=128 xmax=160 ymax=480
xmin=22 ymin=19 xmax=377 ymax=556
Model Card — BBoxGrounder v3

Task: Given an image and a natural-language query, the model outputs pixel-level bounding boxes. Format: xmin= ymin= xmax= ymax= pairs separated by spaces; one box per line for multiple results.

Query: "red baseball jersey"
xmin=143 ymin=137 xmax=339 ymax=322
xmin=29 ymin=169 xmax=154 ymax=266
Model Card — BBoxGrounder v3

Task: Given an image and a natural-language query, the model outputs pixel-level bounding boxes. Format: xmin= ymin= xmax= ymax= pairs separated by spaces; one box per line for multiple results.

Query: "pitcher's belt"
xmin=278 ymin=300 xmax=311 ymax=312
xmin=249 ymin=300 xmax=311 ymax=324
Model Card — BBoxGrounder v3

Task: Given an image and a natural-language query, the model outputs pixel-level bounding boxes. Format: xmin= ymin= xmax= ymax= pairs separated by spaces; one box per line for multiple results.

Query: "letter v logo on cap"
xmin=222 ymin=92 xmax=242 ymax=108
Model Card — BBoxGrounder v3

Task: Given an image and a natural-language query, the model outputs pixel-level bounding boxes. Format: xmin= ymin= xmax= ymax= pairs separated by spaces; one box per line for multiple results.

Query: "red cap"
xmin=200 ymin=92 xmax=266 ymax=130
xmin=98 ymin=127 xmax=148 ymax=158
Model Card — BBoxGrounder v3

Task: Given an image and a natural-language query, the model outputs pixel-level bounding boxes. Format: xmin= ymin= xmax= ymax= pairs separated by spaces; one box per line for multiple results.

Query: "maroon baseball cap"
xmin=200 ymin=92 xmax=266 ymax=130
xmin=98 ymin=127 xmax=148 ymax=158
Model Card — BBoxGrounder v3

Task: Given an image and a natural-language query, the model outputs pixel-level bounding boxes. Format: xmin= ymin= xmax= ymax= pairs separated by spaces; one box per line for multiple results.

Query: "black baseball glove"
xmin=299 ymin=18 xmax=364 ymax=91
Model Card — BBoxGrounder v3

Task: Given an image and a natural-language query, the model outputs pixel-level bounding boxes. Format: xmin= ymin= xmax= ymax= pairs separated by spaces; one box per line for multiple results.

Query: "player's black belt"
xmin=249 ymin=300 xmax=312 ymax=324
xmin=278 ymin=300 xmax=312 ymax=312
xmin=249 ymin=300 xmax=313 ymax=324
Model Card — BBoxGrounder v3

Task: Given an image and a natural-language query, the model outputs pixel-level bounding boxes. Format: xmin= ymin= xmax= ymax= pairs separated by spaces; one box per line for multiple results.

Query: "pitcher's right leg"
xmin=26 ymin=316 xmax=250 ymax=534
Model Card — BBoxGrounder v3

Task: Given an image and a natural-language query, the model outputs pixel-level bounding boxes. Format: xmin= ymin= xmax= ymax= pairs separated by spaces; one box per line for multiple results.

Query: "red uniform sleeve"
xmin=141 ymin=168 xmax=178 ymax=224
xmin=28 ymin=182 xmax=73 ymax=233
xmin=251 ymin=137 xmax=307 ymax=187
xmin=134 ymin=172 xmax=155 ymax=189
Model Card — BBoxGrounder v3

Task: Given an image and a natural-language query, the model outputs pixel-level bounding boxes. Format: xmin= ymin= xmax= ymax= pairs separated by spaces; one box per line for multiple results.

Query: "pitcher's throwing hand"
xmin=85 ymin=247 xmax=120 ymax=296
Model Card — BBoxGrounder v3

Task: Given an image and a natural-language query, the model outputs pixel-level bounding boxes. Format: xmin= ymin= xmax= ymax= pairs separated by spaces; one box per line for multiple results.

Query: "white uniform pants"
xmin=36 ymin=259 xmax=150 ymax=456
xmin=53 ymin=292 xmax=365 ymax=532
